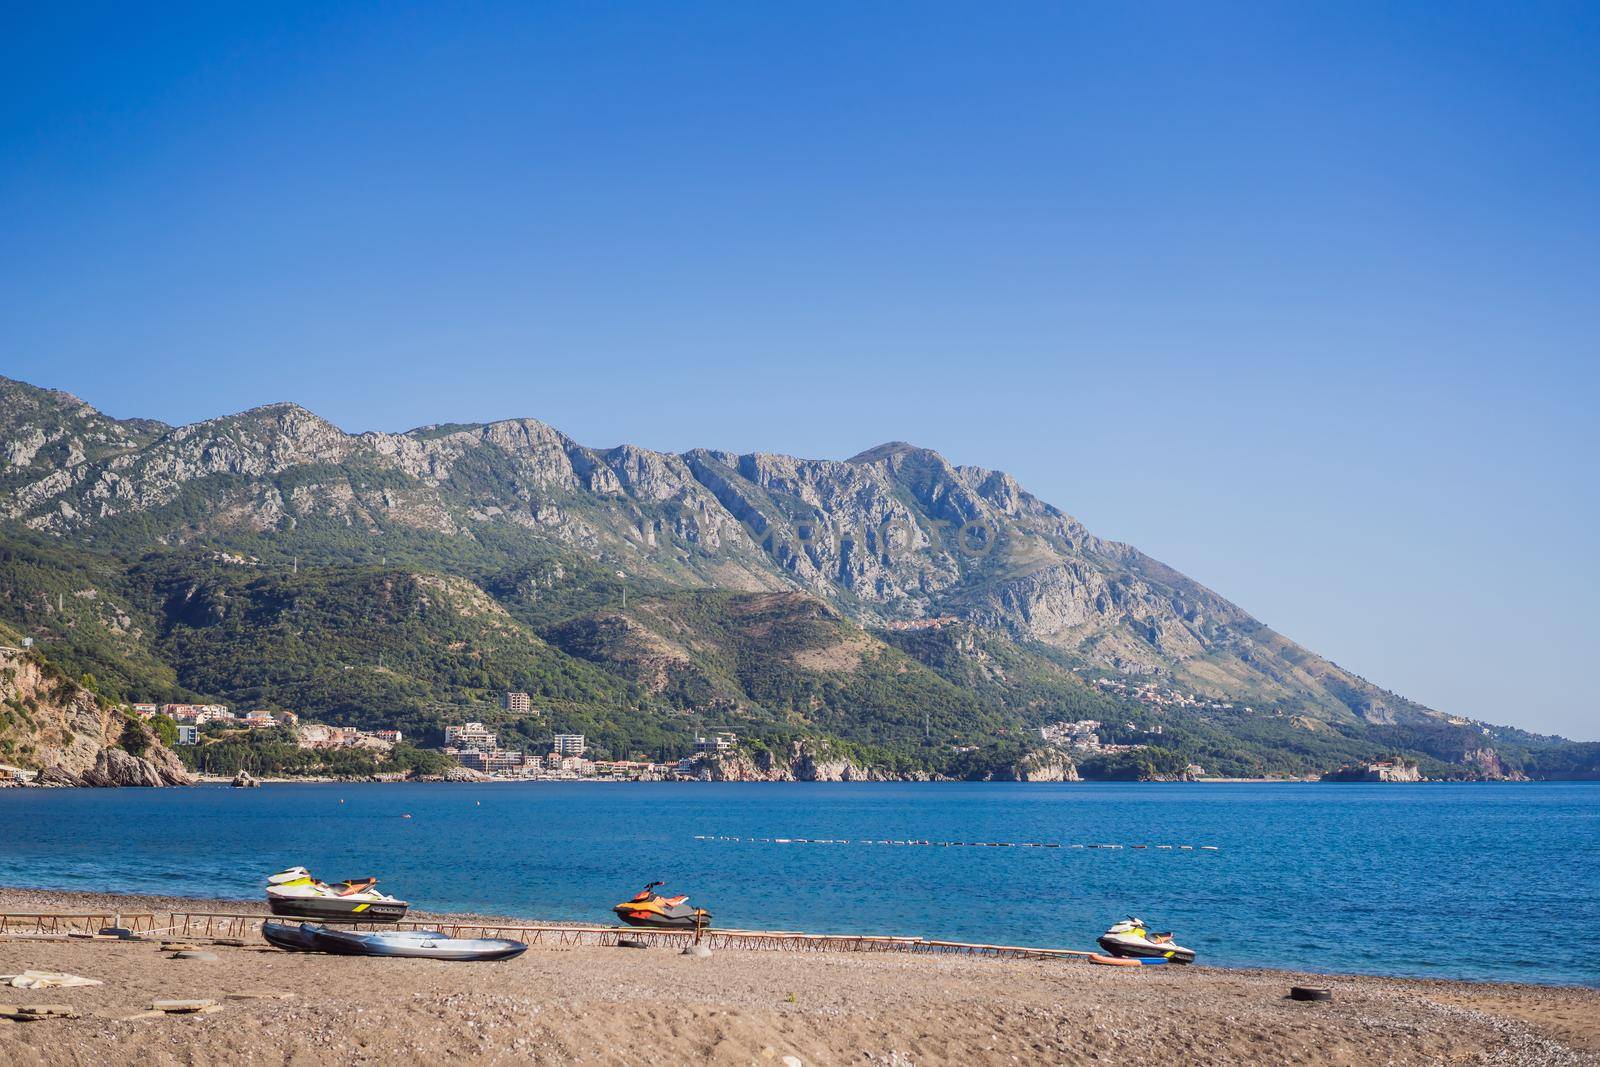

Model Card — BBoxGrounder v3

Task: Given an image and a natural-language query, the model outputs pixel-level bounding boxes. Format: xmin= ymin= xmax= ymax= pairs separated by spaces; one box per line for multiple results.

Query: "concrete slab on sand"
xmin=1 ymin=1005 xmax=80 ymax=1020
xmin=150 ymin=1000 xmax=216 ymax=1013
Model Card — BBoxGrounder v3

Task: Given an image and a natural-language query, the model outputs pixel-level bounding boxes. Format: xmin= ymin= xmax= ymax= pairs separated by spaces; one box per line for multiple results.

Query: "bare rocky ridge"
xmin=0 ymin=375 xmax=1441 ymax=727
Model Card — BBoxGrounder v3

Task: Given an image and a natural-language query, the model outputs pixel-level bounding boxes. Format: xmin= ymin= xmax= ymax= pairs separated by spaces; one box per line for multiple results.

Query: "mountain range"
xmin=2 ymin=374 xmax=1592 ymax=779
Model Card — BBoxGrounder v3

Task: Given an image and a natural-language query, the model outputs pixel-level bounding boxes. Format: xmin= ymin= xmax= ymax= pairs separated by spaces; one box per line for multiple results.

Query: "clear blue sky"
xmin=3 ymin=3 xmax=1596 ymax=738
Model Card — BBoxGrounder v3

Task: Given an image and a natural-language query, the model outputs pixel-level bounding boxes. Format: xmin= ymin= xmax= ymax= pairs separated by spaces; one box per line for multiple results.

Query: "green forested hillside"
xmin=5 ymin=528 xmax=1592 ymax=778
xmin=2 ymin=375 xmax=1593 ymax=779
xmin=547 ymin=591 xmax=1030 ymax=752
xmin=0 ymin=535 xmax=182 ymax=702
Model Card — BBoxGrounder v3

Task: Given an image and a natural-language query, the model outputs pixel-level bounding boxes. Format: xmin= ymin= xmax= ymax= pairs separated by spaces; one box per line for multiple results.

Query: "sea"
xmin=1 ymin=780 xmax=1595 ymax=986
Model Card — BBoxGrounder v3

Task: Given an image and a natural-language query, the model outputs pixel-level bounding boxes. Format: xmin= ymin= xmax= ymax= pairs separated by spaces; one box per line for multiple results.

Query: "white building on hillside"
xmin=693 ymin=732 xmax=737 ymax=754
xmin=445 ymin=722 xmax=498 ymax=751
xmin=551 ymin=733 xmax=586 ymax=756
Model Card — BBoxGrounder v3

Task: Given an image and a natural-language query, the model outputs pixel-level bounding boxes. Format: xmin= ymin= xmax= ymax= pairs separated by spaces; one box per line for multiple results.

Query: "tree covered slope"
xmin=2 ymin=374 xmax=1591 ymax=778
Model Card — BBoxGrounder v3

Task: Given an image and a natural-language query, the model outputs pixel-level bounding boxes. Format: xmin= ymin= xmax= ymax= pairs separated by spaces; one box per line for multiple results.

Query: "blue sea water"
xmin=1 ymin=781 xmax=1595 ymax=986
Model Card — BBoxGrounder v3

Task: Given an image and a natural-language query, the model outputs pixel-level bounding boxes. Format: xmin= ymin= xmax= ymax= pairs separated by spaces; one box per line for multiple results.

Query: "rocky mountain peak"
xmin=0 ymin=374 xmax=1452 ymax=729
xmin=851 ymin=441 xmax=928 ymax=460
xmin=0 ymin=375 xmax=85 ymax=411
xmin=237 ymin=400 xmax=327 ymax=421
xmin=0 ymin=376 xmax=170 ymax=476
xmin=216 ymin=401 xmax=347 ymax=440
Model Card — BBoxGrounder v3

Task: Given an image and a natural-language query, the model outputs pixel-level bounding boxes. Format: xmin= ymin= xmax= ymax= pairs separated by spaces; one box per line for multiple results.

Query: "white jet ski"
xmin=1096 ymin=917 xmax=1196 ymax=963
xmin=266 ymin=866 xmax=409 ymax=922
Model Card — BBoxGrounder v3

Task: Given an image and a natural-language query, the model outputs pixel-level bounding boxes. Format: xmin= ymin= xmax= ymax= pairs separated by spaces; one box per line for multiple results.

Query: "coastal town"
xmin=0 ymin=673 xmax=1445 ymax=787
xmin=122 ymin=691 xmax=742 ymax=783
xmin=1086 ymin=674 xmax=1253 ymax=715
xmin=1037 ymin=717 xmax=1161 ymax=754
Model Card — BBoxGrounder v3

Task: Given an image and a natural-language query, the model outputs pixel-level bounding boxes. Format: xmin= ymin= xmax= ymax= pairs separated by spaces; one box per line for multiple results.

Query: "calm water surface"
xmin=1 ymin=781 xmax=1595 ymax=986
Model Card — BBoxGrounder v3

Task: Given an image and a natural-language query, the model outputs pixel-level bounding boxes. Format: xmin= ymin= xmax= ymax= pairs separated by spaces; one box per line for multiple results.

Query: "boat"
xmin=309 ymin=925 xmax=528 ymax=961
xmin=1096 ymin=918 xmax=1196 ymax=963
xmin=266 ymin=866 xmax=409 ymax=922
xmin=1088 ymin=952 xmax=1168 ymax=967
xmin=263 ymin=920 xmax=439 ymax=953
xmin=261 ymin=922 xmax=528 ymax=961
xmin=612 ymin=881 xmax=712 ymax=930
xmin=260 ymin=920 xmax=324 ymax=952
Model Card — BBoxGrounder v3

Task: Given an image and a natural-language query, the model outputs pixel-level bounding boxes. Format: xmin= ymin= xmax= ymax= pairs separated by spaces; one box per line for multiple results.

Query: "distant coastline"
xmin=217 ymin=778 xmax=1549 ymax=786
xmin=14 ymin=773 xmax=1553 ymax=790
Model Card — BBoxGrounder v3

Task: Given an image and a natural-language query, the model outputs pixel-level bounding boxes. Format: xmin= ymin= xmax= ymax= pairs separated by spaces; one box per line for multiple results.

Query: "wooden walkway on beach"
xmin=0 ymin=912 xmax=163 ymax=936
xmin=0 ymin=910 xmax=1090 ymax=960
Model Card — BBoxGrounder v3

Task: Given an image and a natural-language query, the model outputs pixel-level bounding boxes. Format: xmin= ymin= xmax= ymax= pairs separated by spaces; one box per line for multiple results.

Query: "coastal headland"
xmin=1 ymin=889 xmax=1595 ymax=1065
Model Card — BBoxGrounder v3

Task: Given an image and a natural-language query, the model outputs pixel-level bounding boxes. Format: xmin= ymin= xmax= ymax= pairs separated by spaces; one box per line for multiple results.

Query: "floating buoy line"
xmin=695 ymin=835 xmax=1219 ymax=851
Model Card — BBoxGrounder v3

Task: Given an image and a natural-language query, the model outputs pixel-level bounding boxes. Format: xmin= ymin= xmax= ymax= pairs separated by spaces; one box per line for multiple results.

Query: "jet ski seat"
xmin=628 ymin=890 xmax=688 ymax=905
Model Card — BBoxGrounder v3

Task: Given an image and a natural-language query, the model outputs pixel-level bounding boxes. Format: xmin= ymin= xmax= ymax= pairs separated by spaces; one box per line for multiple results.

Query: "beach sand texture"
xmin=2 ymin=890 xmax=1596 ymax=1065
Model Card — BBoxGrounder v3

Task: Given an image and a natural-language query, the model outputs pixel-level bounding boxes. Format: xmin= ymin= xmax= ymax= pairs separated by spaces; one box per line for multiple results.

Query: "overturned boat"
xmin=612 ymin=881 xmax=712 ymax=930
xmin=260 ymin=920 xmax=323 ymax=952
xmin=266 ymin=866 xmax=409 ymax=922
xmin=1096 ymin=918 xmax=1196 ymax=964
xmin=262 ymin=921 xmax=527 ymax=961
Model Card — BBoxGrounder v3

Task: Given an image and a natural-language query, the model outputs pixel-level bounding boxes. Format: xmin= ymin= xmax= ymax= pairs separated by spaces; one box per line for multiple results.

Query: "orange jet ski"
xmin=612 ymin=881 xmax=712 ymax=930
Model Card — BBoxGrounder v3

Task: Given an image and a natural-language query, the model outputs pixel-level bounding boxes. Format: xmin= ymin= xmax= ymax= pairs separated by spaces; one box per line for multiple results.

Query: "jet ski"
xmin=262 ymin=922 xmax=527 ymax=961
xmin=1096 ymin=918 xmax=1196 ymax=964
xmin=266 ymin=866 xmax=409 ymax=922
xmin=612 ymin=881 xmax=712 ymax=930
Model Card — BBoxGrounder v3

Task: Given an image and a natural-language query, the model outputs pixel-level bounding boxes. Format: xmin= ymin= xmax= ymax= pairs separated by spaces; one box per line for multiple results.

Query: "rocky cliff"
xmin=695 ymin=740 xmax=936 ymax=782
xmin=998 ymin=747 xmax=1081 ymax=782
xmin=1321 ymin=759 xmax=1422 ymax=783
xmin=688 ymin=739 xmax=1076 ymax=783
xmin=0 ymin=645 xmax=191 ymax=786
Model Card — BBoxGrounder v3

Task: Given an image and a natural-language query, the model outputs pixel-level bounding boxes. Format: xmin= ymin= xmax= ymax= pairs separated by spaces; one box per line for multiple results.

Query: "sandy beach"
xmin=1 ymin=889 xmax=1596 ymax=1065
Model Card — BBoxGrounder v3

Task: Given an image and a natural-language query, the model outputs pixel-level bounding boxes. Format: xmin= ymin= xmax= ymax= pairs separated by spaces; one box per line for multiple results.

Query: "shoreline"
xmin=14 ymin=771 xmax=1585 ymax=787
xmin=5 ymin=885 xmax=1599 ymax=991
xmin=169 ymin=774 xmax=1573 ymax=786
xmin=3 ymin=888 xmax=1597 ymax=1064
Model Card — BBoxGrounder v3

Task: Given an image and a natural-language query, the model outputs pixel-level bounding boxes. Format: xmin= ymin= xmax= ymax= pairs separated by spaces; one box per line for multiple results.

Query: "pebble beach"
xmin=2 ymin=888 xmax=1596 ymax=1065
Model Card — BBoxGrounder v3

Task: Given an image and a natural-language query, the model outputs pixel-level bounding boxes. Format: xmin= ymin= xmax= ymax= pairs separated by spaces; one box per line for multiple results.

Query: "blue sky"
xmin=2 ymin=3 xmax=1596 ymax=738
